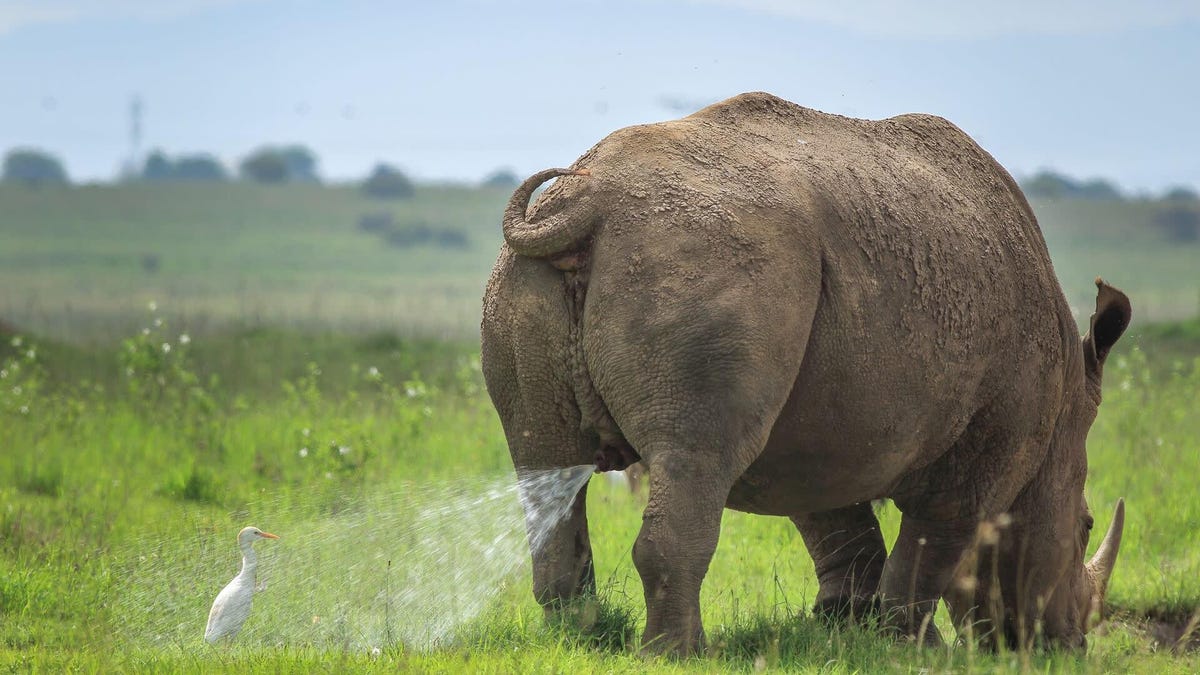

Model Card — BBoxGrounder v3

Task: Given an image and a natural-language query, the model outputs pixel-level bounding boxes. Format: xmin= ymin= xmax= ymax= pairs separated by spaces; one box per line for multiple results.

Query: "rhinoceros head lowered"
xmin=950 ymin=279 xmax=1131 ymax=649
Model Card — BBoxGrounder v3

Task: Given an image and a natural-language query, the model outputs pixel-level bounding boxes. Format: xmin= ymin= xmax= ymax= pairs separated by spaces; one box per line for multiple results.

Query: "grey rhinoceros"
xmin=481 ymin=91 xmax=1129 ymax=656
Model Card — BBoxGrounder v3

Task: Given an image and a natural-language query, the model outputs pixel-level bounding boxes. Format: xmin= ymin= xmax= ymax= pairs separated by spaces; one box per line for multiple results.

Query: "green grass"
xmin=2 ymin=321 xmax=1200 ymax=672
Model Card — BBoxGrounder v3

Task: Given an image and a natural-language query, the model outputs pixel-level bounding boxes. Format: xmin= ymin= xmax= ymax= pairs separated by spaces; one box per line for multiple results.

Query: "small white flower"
xmin=10 ymin=337 xmax=21 ymax=347
xmin=141 ymin=328 xmax=150 ymax=336
xmin=370 ymin=647 xmax=381 ymax=658
xmin=299 ymin=447 xmax=309 ymax=458
xmin=125 ymin=367 xmax=135 ymax=377
xmin=406 ymin=386 xmax=418 ymax=398
xmin=0 ymin=369 xmax=7 ymax=379
xmin=367 ymin=366 xmax=380 ymax=378
xmin=1120 ymin=379 xmax=1132 ymax=392
xmin=162 ymin=343 xmax=171 ymax=353
xmin=12 ymin=386 xmax=21 ymax=395
xmin=1156 ymin=437 xmax=1164 ymax=447
xmin=18 ymin=405 xmax=28 ymax=415
xmin=324 ymin=472 xmax=333 ymax=480
xmin=153 ymin=317 xmax=163 ymax=327
xmin=179 ymin=334 xmax=191 ymax=345
xmin=25 ymin=349 xmax=35 ymax=360
xmin=338 ymin=445 xmax=350 ymax=456
xmin=301 ymin=428 xmax=310 ymax=437
xmin=148 ymin=300 xmax=157 ymax=312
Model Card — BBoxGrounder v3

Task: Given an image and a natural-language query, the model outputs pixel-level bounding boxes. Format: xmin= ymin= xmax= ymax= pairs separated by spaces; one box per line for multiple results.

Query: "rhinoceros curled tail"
xmin=502 ymin=167 xmax=593 ymax=258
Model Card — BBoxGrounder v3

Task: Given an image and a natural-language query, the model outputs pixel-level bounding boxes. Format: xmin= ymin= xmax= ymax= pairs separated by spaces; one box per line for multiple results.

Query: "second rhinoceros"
xmin=481 ymin=92 xmax=1129 ymax=655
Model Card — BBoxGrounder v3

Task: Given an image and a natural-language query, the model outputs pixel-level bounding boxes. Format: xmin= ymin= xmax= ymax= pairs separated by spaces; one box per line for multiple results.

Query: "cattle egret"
xmin=204 ymin=526 xmax=279 ymax=644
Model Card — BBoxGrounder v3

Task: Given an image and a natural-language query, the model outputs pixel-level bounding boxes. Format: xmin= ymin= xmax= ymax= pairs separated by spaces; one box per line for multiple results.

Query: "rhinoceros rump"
xmin=481 ymin=92 xmax=1129 ymax=655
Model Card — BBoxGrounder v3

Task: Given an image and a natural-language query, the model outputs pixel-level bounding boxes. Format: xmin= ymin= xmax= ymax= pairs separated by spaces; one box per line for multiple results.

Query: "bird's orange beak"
xmin=260 ymin=532 xmax=280 ymax=539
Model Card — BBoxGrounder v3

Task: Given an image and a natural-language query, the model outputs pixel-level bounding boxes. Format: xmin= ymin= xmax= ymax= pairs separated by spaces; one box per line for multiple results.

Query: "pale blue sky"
xmin=1 ymin=1 xmax=1196 ymax=191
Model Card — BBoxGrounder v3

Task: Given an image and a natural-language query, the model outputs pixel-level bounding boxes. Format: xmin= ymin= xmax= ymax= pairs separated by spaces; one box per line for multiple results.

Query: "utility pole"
xmin=127 ymin=94 xmax=143 ymax=178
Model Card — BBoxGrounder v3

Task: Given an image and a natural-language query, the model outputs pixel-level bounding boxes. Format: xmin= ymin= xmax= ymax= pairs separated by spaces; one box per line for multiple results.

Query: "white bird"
xmin=204 ymin=526 xmax=279 ymax=644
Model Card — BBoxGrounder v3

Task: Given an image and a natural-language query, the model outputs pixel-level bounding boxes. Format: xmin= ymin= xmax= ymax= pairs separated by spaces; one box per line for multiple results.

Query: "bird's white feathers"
xmin=204 ymin=526 xmax=279 ymax=644
xmin=205 ymin=573 xmax=256 ymax=643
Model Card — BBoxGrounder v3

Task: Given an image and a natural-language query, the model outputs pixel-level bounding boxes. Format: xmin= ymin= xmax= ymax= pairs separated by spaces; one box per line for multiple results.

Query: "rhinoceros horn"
xmin=1086 ymin=498 xmax=1125 ymax=598
xmin=502 ymin=167 xmax=593 ymax=258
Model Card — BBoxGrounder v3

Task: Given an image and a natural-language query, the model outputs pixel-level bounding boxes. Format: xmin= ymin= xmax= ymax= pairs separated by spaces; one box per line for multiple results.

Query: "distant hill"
xmin=0 ymin=182 xmax=1195 ymax=342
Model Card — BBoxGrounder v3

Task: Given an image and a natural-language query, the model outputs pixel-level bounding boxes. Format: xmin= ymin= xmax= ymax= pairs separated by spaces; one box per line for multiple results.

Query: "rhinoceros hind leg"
xmin=632 ymin=449 xmax=737 ymax=657
xmin=791 ymin=502 xmax=887 ymax=625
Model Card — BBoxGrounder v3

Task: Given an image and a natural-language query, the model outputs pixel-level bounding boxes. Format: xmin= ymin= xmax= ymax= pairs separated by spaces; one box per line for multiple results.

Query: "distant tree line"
xmin=142 ymin=150 xmax=228 ymax=182
xmin=1 ymin=146 xmax=520 ymax=195
xmin=1021 ymin=169 xmax=1199 ymax=242
xmin=10 ymin=145 xmax=1191 ymax=206
xmin=480 ymin=168 xmax=518 ymax=189
xmin=239 ymin=146 xmax=320 ymax=184
xmin=138 ymin=145 xmax=322 ymax=184
xmin=6 ymin=146 xmax=1194 ymax=202
xmin=1020 ymin=168 xmax=1198 ymax=203
xmin=2 ymin=148 xmax=69 ymax=186
xmin=362 ymin=163 xmax=414 ymax=199
xmin=3 ymin=144 xmax=1198 ymax=243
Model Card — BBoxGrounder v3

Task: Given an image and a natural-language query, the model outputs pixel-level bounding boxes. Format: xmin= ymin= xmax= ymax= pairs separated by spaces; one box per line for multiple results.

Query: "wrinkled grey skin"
xmin=481 ymin=92 xmax=1129 ymax=656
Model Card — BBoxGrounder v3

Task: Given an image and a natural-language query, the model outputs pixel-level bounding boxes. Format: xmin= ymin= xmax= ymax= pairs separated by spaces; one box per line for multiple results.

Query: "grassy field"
xmin=1 ymin=319 xmax=1198 ymax=672
xmin=2 ymin=182 xmax=1200 ymax=672
xmin=0 ymin=183 xmax=1197 ymax=342
xmin=1035 ymin=198 xmax=1200 ymax=323
xmin=0 ymin=182 xmax=508 ymax=341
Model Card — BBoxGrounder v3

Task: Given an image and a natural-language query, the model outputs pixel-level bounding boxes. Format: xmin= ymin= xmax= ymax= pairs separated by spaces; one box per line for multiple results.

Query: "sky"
xmin=0 ymin=0 xmax=1197 ymax=192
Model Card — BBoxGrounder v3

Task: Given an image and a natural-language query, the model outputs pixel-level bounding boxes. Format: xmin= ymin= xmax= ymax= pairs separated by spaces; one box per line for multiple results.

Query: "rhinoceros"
xmin=481 ymin=92 xmax=1129 ymax=655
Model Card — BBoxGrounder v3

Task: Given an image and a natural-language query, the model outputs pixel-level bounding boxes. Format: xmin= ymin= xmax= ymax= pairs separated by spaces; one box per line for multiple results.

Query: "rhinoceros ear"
xmin=1083 ymin=278 xmax=1131 ymax=373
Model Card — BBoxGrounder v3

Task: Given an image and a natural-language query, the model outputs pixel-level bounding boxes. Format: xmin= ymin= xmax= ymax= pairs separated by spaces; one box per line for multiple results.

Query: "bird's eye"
xmin=1084 ymin=515 xmax=1095 ymax=531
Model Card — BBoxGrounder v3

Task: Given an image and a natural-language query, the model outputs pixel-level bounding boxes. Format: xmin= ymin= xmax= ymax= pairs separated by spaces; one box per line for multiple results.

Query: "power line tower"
xmin=124 ymin=95 xmax=143 ymax=179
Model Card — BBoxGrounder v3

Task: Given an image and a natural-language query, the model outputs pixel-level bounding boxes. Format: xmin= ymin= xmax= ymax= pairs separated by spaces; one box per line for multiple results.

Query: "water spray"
xmin=114 ymin=465 xmax=598 ymax=652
